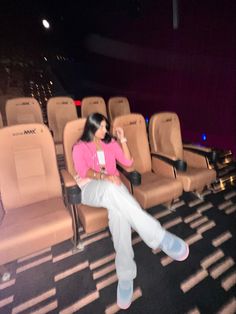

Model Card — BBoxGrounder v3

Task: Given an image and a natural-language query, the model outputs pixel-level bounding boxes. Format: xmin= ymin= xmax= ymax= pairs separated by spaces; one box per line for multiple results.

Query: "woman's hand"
xmin=105 ymin=174 xmax=122 ymax=185
xmin=115 ymin=127 xmax=125 ymax=141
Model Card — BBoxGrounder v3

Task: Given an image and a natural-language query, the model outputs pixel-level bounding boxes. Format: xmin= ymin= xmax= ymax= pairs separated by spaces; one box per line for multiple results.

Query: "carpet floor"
xmin=1 ymin=177 xmax=235 ymax=314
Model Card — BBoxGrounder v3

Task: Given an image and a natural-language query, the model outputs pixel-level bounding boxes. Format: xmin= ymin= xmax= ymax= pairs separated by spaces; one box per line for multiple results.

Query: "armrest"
xmin=117 ymin=163 xmax=141 ymax=186
xmin=151 ymin=153 xmax=187 ymax=172
xmin=183 ymin=144 xmax=218 ymax=163
xmin=61 ymin=169 xmax=77 ymax=187
xmin=183 ymin=143 xmax=212 ymax=152
xmin=60 ymin=169 xmax=81 ymax=204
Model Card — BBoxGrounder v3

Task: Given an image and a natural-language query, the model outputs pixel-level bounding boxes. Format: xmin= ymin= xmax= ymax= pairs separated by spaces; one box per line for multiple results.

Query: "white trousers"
xmin=81 ymin=180 xmax=165 ymax=281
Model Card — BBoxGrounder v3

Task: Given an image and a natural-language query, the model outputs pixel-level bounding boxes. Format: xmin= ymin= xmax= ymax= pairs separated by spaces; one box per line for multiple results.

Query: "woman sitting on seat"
xmin=72 ymin=113 xmax=189 ymax=310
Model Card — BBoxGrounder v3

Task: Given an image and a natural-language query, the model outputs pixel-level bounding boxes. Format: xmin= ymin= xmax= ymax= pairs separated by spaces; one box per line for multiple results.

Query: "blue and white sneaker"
xmin=159 ymin=230 xmax=189 ymax=261
xmin=117 ymin=280 xmax=133 ymax=309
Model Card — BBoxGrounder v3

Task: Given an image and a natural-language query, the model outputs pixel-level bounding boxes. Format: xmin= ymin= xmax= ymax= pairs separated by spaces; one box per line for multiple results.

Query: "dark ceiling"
xmin=0 ymin=0 xmax=144 ymax=48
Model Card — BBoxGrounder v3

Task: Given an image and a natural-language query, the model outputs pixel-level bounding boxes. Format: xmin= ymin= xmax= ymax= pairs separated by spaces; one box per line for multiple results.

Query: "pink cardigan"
xmin=72 ymin=139 xmax=133 ymax=179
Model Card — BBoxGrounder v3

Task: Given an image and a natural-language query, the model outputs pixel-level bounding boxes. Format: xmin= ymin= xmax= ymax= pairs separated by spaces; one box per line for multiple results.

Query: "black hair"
xmin=80 ymin=113 xmax=113 ymax=143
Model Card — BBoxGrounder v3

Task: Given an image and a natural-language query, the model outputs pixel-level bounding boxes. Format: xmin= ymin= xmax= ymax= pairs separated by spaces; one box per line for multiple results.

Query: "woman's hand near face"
xmin=115 ymin=127 xmax=132 ymax=161
xmin=115 ymin=127 xmax=125 ymax=141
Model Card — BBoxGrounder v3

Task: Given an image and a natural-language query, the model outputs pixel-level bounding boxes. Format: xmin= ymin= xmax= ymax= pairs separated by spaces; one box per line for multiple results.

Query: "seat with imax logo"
xmin=0 ymin=123 xmax=77 ymax=280
xmin=5 ymin=97 xmax=43 ymax=126
xmin=23 ymin=128 xmax=36 ymax=135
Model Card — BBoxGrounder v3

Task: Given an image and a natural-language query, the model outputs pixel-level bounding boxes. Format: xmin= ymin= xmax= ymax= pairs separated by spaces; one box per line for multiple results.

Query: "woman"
xmin=72 ymin=113 xmax=189 ymax=309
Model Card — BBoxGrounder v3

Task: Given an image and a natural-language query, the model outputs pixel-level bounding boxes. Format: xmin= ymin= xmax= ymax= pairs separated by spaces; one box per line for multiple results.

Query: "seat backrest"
xmin=108 ymin=96 xmax=131 ymax=121
xmin=149 ymin=112 xmax=183 ymax=160
xmin=47 ymin=96 xmax=77 ymax=143
xmin=63 ymin=119 xmax=86 ymax=176
xmin=0 ymin=111 xmax=3 ymax=128
xmin=5 ymin=97 xmax=43 ymax=126
xmin=81 ymin=96 xmax=107 ymax=118
xmin=0 ymin=124 xmax=62 ymax=211
xmin=112 ymin=114 xmax=152 ymax=173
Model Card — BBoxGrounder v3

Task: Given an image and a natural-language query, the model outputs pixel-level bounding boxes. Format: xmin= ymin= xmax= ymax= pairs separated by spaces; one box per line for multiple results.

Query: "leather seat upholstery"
xmin=81 ymin=96 xmax=108 ymax=118
xmin=111 ymin=114 xmax=183 ymax=209
xmin=47 ymin=96 xmax=77 ymax=155
xmin=108 ymin=96 xmax=131 ymax=122
xmin=0 ymin=123 xmax=73 ymax=266
xmin=63 ymin=119 xmax=108 ymax=234
xmin=5 ymin=97 xmax=43 ymax=126
xmin=149 ymin=112 xmax=216 ymax=193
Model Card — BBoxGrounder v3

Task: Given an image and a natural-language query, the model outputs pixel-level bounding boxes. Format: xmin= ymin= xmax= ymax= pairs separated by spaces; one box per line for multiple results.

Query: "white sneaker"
xmin=117 ymin=280 xmax=133 ymax=309
xmin=159 ymin=230 xmax=189 ymax=261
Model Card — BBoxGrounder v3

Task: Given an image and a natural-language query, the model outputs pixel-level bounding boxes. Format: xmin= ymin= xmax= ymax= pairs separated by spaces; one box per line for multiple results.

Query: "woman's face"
xmin=94 ymin=120 xmax=107 ymax=140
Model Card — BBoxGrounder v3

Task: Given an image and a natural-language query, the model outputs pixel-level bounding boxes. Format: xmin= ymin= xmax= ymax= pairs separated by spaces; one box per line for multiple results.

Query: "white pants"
xmin=81 ymin=180 xmax=165 ymax=281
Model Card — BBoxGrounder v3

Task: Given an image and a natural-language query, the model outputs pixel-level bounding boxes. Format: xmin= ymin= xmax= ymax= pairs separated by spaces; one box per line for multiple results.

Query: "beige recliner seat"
xmin=112 ymin=114 xmax=183 ymax=209
xmin=149 ymin=112 xmax=216 ymax=195
xmin=0 ymin=123 xmax=75 ymax=275
xmin=81 ymin=96 xmax=108 ymax=118
xmin=108 ymin=96 xmax=131 ymax=122
xmin=62 ymin=119 xmax=108 ymax=235
xmin=47 ymin=96 xmax=78 ymax=156
xmin=5 ymin=97 xmax=43 ymax=126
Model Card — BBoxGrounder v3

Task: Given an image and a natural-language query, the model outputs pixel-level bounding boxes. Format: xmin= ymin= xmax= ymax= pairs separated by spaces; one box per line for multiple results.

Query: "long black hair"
xmin=80 ymin=113 xmax=113 ymax=143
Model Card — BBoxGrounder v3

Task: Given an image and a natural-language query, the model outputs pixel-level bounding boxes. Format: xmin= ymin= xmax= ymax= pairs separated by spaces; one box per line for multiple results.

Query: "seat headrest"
xmin=5 ymin=97 xmax=43 ymax=125
xmin=81 ymin=96 xmax=107 ymax=118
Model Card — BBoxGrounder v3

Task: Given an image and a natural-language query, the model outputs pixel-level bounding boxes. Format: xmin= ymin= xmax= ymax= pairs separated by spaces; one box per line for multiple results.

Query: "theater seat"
xmin=0 ymin=123 xmax=74 ymax=270
xmin=149 ymin=112 xmax=216 ymax=195
xmin=62 ymin=119 xmax=108 ymax=234
xmin=5 ymin=97 xmax=43 ymax=126
xmin=81 ymin=96 xmax=108 ymax=118
xmin=47 ymin=96 xmax=78 ymax=155
xmin=111 ymin=114 xmax=183 ymax=209
xmin=108 ymin=96 xmax=131 ymax=122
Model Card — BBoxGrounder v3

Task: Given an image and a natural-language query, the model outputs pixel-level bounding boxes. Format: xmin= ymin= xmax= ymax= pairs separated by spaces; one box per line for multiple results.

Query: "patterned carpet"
xmin=0 ymin=179 xmax=236 ymax=314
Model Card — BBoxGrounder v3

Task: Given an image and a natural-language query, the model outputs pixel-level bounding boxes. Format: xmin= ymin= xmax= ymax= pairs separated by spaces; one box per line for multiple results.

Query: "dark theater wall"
xmin=78 ymin=0 xmax=236 ymax=154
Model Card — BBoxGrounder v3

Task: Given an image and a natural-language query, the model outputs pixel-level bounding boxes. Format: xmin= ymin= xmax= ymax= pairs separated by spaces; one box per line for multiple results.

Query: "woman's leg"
xmin=108 ymin=206 xmax=137 ymax=281
xmin=81 ymin=180 xmax=166 ymax=253
xmin=81 ymin=180 xmax=137 ymax=281
xmin=81 ymin=180 xmax=188 ymax=309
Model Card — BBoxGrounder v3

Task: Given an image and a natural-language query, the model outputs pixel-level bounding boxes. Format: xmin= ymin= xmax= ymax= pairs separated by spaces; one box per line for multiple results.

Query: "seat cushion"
xmin=0 ymin=197 xmax=73 ymax=265
xmin=133 ymin=172 xmax=183 ymax=209
xmin=77 ymin=204 xmax=108 ymax=234
xmin=177 ymin=167 xmax=216 ymax=192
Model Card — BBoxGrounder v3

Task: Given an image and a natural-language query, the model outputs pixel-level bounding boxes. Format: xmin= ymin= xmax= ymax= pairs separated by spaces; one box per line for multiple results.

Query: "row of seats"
xmin=0 ymin=96 xmax=217 ymax=182
xmin=0 ymin=113 xmax=216 ymax=266
xmin=1 ymin=96 xmax=218 ymax=193
xmin=0 ymin=96 xmax=217 ymax=277
xmin=1 ymin=96 xmax=217 ymax=198
xmin=63 ymin=113 xmax=216 ymax=235
xmin=0 ymin=96 xmax=130 ymax=154
xmin=81 ymin=96 xmax=130 ymax=121
xmin=0 ymin=96 xmax=130 ymax=125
